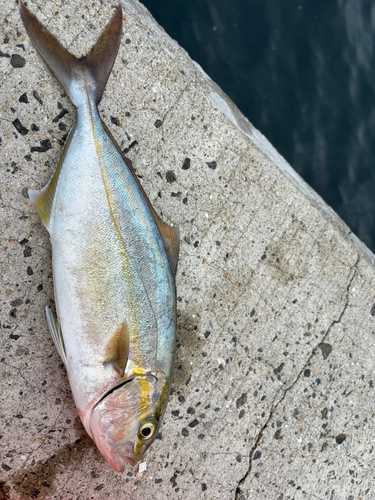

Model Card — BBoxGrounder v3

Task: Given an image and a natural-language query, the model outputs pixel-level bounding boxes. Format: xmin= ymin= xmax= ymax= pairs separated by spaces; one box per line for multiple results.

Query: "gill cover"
xmin=89 ymin=375 xmax=164 ymax=471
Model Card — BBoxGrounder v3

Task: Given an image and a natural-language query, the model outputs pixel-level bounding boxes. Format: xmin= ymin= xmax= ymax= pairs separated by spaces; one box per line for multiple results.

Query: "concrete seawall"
xmin=1 ymin=1 xmax=375 ymax=499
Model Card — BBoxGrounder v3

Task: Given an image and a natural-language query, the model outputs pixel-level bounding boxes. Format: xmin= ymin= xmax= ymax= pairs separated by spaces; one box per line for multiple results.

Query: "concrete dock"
xmin=1 ymin=1 xmax=375 ymax=498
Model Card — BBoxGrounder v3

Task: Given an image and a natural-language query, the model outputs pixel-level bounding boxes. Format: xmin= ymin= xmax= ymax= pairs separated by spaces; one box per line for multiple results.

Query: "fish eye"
xmin=138 ymin=421 xmax=156 ymax=440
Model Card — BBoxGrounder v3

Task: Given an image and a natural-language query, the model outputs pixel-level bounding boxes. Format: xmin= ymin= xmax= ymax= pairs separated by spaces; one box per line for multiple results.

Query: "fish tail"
xmin=19 ymin=1 xmax=123 ymax=107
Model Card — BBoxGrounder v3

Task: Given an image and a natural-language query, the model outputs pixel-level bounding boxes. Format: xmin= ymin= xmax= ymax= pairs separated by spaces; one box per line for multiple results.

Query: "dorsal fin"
xmin=153 ymin=216 xmax=180 ymax=278
xmin=103 ymin=321 xmax=129 ymax=378
xmin=101 ymin=119 xmax=180 ymax=277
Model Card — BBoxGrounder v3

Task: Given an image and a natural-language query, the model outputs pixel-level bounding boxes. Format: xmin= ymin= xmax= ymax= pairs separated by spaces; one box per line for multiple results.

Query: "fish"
xmin=19 ymin=1 xmax=179 ymax=472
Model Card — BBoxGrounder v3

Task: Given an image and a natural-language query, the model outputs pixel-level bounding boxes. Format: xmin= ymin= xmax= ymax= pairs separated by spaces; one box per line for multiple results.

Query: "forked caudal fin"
xmin=18 ymin=1 xmax=123 ymax=107
xmin=20 ymin=1 xmax=122 ymax=230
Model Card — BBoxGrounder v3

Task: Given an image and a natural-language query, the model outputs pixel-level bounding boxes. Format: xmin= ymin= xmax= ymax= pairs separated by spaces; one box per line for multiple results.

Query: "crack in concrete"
xmin=0 ymin=203 xmax=26 ymax=214
xmin=1 ymin=359 xmax=40 ymax=393
xmin=0 ymin=116 xmax=14 ymax=124
xmin=162 ymin=83 xmax=190 ymax=127
xmin=234 ymin=254 xmax=359 ymax=500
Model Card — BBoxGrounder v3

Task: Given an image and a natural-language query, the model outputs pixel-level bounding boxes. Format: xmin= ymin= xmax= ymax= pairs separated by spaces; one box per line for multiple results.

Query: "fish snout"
xmin=109 ymin=453 xmax=132 ymax=472
xmin=110 ymin=444 xmax=138 ymax=471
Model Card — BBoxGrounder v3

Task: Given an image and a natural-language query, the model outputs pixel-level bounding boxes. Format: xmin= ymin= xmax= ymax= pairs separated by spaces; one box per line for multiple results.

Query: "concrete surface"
xmin=1 ymin=1 xmax=375 ymax=499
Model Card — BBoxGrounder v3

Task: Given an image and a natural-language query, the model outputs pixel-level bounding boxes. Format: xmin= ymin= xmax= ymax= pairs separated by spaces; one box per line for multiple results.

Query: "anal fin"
xmin=46 ymin=306 xmax=66 ymax=365
xmin=28 ymin=124 xmax=75 ymax=230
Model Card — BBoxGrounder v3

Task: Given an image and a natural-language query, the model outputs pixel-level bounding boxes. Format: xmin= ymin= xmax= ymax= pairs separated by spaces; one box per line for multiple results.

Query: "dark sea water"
xmin=142 ymin=0 xmax=375 ymax=252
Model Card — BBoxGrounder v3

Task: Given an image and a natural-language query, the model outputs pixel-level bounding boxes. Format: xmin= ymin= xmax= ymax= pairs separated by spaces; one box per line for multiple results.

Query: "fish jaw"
xmin=96 ymin=440 xmax=137 ymax=471
xmin=111 ymin=449 xmax=137 ymax=470
xmin=89 ymin=405 xmax=140 ymax=471
xmin=88 ymin=374 xmax=169 ymax=471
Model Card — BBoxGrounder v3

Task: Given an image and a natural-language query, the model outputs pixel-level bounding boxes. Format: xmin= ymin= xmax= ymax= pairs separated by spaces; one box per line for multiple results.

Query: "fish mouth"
xmin=109 ymin=440 xmax=140 ymax=470
xmin=110 ymin=451 xmax=137 ymax=471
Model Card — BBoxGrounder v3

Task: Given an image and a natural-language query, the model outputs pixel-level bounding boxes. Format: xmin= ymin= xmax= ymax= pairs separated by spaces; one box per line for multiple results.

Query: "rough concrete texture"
xmin=1 ymin=1 xmax=375 ymax=499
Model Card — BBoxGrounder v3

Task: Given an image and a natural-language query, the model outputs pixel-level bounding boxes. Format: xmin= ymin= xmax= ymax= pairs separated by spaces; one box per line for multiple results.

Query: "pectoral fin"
xmin=46 ymin=307 xmax=66 ymax=364
xmin=103 ymin=321 xmax=129 ymax=377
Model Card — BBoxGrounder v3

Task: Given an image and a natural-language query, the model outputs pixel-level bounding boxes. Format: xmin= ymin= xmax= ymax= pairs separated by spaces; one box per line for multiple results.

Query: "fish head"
xmin=89 ymin=373 xmax=170 ymax=472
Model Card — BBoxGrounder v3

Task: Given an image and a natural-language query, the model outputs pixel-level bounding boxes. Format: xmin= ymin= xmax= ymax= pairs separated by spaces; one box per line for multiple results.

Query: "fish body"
xmin=19 ymin=2 xmax=179 ymax=471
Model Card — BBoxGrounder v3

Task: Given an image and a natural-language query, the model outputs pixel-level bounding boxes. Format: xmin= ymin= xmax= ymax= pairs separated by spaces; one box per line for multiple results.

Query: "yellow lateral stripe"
xmin=154 ymin=381 xmax=169 ymax=421
xmin=138 ymin=376 xmax=150 ymax=411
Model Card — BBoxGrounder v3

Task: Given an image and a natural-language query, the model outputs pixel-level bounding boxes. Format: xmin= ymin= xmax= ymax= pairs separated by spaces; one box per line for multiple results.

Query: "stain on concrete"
xmin=8 ymin=438 xmax=93 ymax=499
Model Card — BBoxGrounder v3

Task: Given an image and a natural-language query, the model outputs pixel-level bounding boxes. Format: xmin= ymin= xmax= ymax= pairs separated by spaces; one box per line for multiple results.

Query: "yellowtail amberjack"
xmin=19 ymin=1 xmax=179 ymax=471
